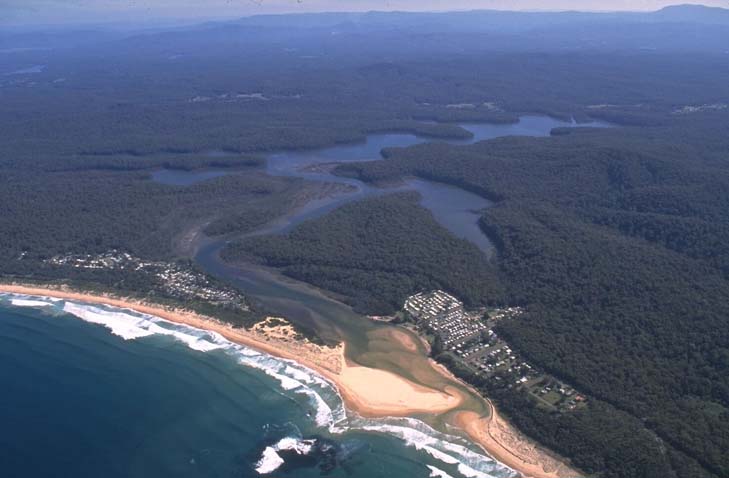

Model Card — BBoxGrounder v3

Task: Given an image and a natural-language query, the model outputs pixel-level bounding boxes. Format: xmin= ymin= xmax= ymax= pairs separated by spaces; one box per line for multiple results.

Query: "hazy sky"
xmin=2 ymin=0 xmax=727 ymax=26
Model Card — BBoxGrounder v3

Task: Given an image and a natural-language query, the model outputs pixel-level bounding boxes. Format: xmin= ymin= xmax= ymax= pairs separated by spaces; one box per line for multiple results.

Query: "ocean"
xmin=0 ymin=294 xmax=517 ymax=478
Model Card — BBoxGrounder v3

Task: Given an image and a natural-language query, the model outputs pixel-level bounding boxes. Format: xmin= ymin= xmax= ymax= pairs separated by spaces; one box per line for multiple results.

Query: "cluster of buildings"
xmin=47 ymin=250 xmax=249 ymax=311
xmin=49 ymin=250 xmax=137 ymax=270
xmin=403 ymin=290 xmax=586 ymax=412
xmin=673 ymin=103 xmax=727 ymax=114
xmin=404 ymin=290 xmax=488 ymax=349
xmin=534 ymin=379 xmax=588 ymax=411
xmin=189 ymin=92 xmax=302 ymax=104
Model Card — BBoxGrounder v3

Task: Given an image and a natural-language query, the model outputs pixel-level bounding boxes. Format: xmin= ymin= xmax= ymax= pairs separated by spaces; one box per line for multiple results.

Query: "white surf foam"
xmin=428 ymin=465 xmax=456 ymax=478
xmin=285 ymin=364 xmax=327 ymax=386
xmin=255 ymin=446 xmax=284 ymax=474
xmin=255 ymin=436 xmax=316 ymax=475
xmin=62 ymin=302 xmax=156 ymax=340
xmin=274 ymin=436 xmax=316 ymax=454
xmin=10 ymin=298 xmax=56 ymax=308
xmin=233 ymin=351 xmax=340 ymax=428
xmin=61 ymin=302 xmax=228 ymax=352
xmin=355 ymin=417 xmax=516 ymax=478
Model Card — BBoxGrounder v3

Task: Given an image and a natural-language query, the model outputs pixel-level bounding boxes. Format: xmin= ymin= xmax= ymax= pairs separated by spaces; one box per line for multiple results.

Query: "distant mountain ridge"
xmin=653 ymin=4 xmax=729 ymax=24
xmin=228 ymin=4 xmax=729 ymax=30
xmin=3 ymin=4 xmax=728 ymax=53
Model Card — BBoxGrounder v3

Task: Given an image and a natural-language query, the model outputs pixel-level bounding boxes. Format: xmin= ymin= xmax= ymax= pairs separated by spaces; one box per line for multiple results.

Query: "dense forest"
xmin=0 ymin=169 xmax=312 ymax=266
xmin=331 ymin=115 xmax=729 ymax=477
xmin=2 ymin=7 xmax=729 ymax=477
xmin=223 ymin=193 xmax=504 ymax=314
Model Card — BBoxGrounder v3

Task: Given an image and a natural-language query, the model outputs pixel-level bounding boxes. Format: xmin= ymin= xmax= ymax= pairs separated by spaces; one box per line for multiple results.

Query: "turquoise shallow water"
xmin=0 ymin=295 xmax=516 ymax=478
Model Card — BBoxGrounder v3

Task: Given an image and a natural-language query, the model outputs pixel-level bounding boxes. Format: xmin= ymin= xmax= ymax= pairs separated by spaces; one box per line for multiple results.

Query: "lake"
xmin=155 ymin=115 xmax=607 ymax=254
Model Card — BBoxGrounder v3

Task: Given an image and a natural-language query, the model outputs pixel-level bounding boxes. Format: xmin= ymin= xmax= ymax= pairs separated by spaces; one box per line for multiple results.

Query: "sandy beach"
xmin=0 ymin=283 xmax=578 ymax=478
xmin=0 ymin=284 xmax=463 ymax=417
xmin=454 ymin=410 xmax=576 ymax=478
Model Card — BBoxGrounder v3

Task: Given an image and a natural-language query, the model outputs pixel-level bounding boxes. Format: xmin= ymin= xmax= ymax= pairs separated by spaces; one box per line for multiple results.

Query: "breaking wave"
xmin=352 ymin=416 xmax=514 ymax=478
xmin=255 ymin=446 xmax=285 ymax=474
xmin=1 ymin=293 xmax=517 ymax=478
xmin=254 ymin=436 xmax=317 ymax=474
xmin=9 ymin=297 xmax=59 ymax=308
xmin=429 ymin=465 xmax=457 ymax=478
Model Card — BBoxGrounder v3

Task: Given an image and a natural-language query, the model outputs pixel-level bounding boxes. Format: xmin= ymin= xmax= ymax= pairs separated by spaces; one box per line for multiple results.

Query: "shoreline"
xmin=0 ymin=283 xmax=458 ymax=417
xmin=0 ymin=283 xmax=577 ymax=478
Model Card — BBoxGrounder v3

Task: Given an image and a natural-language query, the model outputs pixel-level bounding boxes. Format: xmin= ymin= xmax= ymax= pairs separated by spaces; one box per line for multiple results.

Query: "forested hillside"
xmin=332 ymin=114 xmax=729 ymax=477
xmin=2 ymin=8 xmax=729 ymax=477
xmin=0 ymin=169 xmax=310 ymax=267
xmin=223 ymin=193 xmax=504 ymax=314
